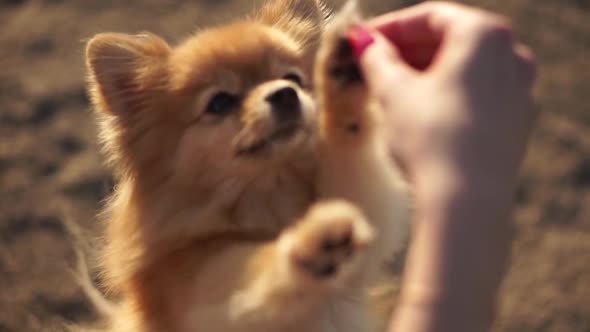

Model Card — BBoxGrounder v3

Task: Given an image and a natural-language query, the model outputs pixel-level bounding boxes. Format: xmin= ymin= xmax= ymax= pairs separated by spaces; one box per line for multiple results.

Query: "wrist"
xmin=413 ymin=164 xmax=516 ymax=212
xmin=391 ymin=295 xmax=496 ymax=332
xmin=394 ymin=166 xmax=515 ymax=332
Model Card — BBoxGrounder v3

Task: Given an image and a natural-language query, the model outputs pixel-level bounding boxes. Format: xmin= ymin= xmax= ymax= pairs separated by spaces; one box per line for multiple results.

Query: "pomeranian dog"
xmin=83 ymin=0 xmax=409 ymax=331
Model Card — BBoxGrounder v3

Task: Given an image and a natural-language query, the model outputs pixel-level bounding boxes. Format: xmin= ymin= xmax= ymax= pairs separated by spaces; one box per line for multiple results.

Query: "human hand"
xmin=348 ymin=2 xmax=537 ymax=331
xmin=350 ymin=1 xmax=536 ymax=201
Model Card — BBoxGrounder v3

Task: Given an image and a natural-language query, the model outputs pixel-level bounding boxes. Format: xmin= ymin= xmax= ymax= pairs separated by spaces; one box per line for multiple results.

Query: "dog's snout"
xmin=266 ymin=87 xmax=300 ymax=122
xmin=267 ymin=87 xmax=298 ymax=108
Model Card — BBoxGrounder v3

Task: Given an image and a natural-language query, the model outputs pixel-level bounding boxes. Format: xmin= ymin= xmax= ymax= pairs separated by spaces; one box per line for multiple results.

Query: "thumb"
xmin=348 ymin=26 xmax=414 ymax=93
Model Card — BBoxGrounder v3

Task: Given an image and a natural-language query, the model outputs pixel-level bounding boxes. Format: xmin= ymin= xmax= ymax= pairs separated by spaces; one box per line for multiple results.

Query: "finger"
xmin=367 ymin=2 xmax=479 ymax=71
xmin=356 ymin=30 xmax=415 ymax=94
xmin=513 ymin=43 xmax=537 ymax=90
xmin=436 ymin=19 xmax=515 ymax=76
xmin=368 ymin=2 xmax=464 ymax=47
xmin=369 ymin=2 xmax=517 ymax=73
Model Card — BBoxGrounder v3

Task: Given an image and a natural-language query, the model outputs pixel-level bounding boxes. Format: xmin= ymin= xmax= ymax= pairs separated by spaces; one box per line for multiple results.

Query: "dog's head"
xmin=86 ymin=0 xmax=327 ymax=194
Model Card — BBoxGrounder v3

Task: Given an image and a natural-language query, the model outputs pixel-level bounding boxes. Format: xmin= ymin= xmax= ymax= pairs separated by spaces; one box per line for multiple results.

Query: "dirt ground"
xmin=0 ymin=0 xmax=588 ymax=331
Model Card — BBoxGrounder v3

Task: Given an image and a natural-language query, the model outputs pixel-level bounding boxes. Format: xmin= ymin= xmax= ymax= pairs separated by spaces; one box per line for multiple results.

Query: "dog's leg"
xmin=315 ymin=1 xmax=373 ymax=147
xmin=315 ymin=1 xmax=410 ymax=279
xmin=130 ymin=202 xmax=373 ymax=331
xmin=226 ymin=200 xmax=373 ymax=326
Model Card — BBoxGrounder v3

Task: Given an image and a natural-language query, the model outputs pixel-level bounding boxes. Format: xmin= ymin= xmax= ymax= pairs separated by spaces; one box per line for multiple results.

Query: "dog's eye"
xmin=283 ymin=73 xmax=303 ymax=87
xmin=205 ymin=92 xmax=239 ymax=116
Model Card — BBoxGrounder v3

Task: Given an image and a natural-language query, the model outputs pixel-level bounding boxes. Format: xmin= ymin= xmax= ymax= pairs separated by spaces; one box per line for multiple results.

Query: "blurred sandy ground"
xmin=0 ymin=0 xmax=588 ymax=331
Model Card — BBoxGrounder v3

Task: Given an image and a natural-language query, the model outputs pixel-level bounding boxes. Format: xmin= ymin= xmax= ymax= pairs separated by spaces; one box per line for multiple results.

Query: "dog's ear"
xmin=256 ymin=0 xmax=329 ymax=46
xmin=85 ymin=33 xmax=171 ymax=117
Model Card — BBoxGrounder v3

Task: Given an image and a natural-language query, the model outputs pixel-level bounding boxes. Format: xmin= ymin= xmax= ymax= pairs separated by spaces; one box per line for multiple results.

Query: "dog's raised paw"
xmin=328 ymin=38 xmax=364 ymax=86
xmin=315 ymin=0 xmax=375 ymax=141
xmin=317 ymin=0 xmax=364 ymax=87
xmin=281 ymin=200 xmax=374 ymax=284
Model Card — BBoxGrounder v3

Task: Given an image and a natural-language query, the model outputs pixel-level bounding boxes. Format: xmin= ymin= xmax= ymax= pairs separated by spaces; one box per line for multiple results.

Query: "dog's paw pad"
xmin=328 ymin=38 xmax=363 ymax=85
xmin=285 ymin=201 xmax=374 ymax=281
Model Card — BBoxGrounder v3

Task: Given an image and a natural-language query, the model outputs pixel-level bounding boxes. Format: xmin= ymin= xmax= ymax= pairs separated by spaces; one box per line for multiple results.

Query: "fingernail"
xmin=347 ymin=25 xmax=375 ymax=59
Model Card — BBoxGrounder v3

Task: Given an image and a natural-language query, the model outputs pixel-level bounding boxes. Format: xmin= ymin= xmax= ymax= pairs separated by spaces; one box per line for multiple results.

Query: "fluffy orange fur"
xmin=83 ymin=1 xmax=409 ymax=331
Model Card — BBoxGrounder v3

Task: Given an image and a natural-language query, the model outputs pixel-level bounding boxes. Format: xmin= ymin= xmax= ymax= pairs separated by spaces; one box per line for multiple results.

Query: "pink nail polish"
xmin=347 ymin=25 xmax=375 ymax=59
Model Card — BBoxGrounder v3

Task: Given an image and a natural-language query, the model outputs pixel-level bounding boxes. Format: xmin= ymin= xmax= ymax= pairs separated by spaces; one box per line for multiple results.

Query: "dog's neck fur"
xmin=229 ymin=161 xmax=317 ymax=232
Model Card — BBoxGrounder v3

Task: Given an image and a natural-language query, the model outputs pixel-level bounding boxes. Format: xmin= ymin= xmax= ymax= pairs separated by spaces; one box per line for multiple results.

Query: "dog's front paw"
xmin=315 ymin=1 xmax=372 ymax=141
xmin=317 ymin=1 xmax=363 ymax=88
xmin=280 ymin=200 xmax=374 ymax=287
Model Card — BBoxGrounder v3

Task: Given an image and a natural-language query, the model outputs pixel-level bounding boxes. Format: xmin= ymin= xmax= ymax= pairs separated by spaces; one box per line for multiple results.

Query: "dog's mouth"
xmin=235 ymin=122 xmax=303 ymax=156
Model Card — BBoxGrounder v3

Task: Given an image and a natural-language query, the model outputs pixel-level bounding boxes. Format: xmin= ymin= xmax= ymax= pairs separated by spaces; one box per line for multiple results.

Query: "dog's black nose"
xmin=266 ymin=87 xmax=300 ymax=122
